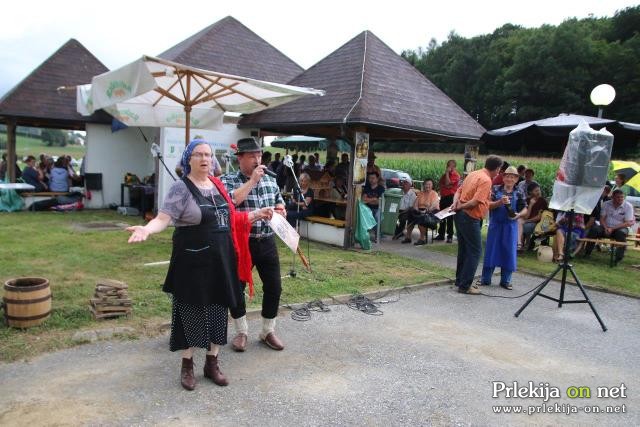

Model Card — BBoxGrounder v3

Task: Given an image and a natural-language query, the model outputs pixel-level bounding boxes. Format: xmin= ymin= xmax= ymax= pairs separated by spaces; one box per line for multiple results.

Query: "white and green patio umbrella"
xmin=73 ymin=55 xmax=324 ymax=144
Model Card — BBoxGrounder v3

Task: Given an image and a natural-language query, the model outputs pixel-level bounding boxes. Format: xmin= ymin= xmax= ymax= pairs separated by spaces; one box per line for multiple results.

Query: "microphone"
xmin=263 ymin=168 xmax=277 ymax=178
xmin=150 ymin=143 xmax=161 ymax=158
xmin=283 ymin=155 xmax=294 ymax=168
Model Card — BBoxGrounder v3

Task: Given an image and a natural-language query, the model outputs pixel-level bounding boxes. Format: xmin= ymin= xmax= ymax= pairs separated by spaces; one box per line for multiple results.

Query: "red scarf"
xmin=209 ymin=176 xmax=254 ymax=298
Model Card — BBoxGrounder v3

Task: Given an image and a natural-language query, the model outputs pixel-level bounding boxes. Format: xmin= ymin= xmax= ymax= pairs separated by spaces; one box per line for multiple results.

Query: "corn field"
xmin=376 ymin=153 xmax=560 ymax=197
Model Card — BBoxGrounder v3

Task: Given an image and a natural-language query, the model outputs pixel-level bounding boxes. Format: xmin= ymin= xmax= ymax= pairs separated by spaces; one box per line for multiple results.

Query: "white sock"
xmin=260 ymin=317 xmax=276 ymax=338
xmin=207 ymin=344 xmax=220 ymax=356
xmin=234 ymin=316 xmax=248 ymax=335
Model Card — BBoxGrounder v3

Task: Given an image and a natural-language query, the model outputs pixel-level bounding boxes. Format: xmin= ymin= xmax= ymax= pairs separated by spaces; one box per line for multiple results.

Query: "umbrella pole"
xmin=185 ymin=106 xmax=191 ymax=146
xmin=185 ymin=72 xmax=191 ymax=146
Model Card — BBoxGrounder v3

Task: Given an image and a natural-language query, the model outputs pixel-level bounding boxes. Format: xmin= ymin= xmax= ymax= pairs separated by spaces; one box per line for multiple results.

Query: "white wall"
xmin=157 ymin=123 xmax=254 ymax=206
xmin=85 ymin=124 xmax=157 ymax=208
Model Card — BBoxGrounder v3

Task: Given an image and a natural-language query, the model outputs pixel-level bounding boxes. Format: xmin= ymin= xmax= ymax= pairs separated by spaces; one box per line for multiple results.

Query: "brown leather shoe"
xmin=231 ymin=333 xmax=248 ymax=352
xmin=180 ymin=357 xmax=196 ymax=391
xmin=260 ymin=332 xmax=285 ymax=351
xmin=204 ymin=354 xmax=229 ymax=386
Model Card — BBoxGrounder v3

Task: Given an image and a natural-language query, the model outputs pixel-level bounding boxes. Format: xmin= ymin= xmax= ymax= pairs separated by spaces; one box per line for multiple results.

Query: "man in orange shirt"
xmin=451 ymin=155 xmax=504 ymax=294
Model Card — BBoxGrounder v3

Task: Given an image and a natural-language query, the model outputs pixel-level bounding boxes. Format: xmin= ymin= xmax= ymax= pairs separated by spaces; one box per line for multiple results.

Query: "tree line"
xmin=401 ymin=5 xmax=640 ymax=133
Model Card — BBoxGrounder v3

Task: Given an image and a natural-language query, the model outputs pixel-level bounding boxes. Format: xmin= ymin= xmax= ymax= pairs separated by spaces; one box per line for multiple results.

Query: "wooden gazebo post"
xmin=342 ymin=125 xmax=368 ymax=249
xmin=6 ymin=120 xmax=17 ymax=182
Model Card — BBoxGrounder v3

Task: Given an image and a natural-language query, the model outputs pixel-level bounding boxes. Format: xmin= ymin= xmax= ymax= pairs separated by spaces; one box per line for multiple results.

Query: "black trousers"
xmin=230 ymin=236 xmax=282 ymax=320
xmin=585 ymin=225 xmax=628 ymax=261
xmin=438 ymin=194 xmax=455 ymax=238
xmin=394 ymin=209 xmax=411 ymax=236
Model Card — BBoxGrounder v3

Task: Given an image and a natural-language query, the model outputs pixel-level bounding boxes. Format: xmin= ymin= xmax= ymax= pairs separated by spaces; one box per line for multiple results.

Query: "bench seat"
xmin=304 ymin=215 xmax=346 ymax=228
xmin=21 ymin=192 xmax=70 ymax=198
xmin=577 ymin=238 xmax=634 ymax=267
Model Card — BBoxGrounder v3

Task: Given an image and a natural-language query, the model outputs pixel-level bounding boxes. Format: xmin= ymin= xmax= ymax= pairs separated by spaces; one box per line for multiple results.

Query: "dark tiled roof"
xmin=0 ymin=39 xmax=111 ymax=127
xmin=158 ymin=16 xmax=303 ymax=84
xmin=241 ymin=31 xmax=486 ymax=141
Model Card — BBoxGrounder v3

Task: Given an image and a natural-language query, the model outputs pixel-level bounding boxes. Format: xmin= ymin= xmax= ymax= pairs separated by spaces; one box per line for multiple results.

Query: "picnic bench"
xmin=577 ymin=238 xmax=635 ymax=267
xmin=298 ymin=215 xmax=346 ymax=246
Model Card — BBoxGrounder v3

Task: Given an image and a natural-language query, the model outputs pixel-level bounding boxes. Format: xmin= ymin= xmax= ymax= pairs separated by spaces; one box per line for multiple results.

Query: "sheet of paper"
xmin=388 ymin=202 xmax=398 ymax=213
xmin=269 ymin=213 xmax=300 ymax=253
xmin=434 ymin=207 xmax=456 ymax=220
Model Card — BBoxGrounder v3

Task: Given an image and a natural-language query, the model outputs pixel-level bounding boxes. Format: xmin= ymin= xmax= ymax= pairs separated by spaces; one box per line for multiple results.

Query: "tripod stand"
xmin=514 ymin=210 xmax=607 ymax=331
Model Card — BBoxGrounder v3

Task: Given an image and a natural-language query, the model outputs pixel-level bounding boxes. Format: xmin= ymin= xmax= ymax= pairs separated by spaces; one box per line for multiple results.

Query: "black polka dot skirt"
xmin=169 ymin=299 xmax=228 ymax=352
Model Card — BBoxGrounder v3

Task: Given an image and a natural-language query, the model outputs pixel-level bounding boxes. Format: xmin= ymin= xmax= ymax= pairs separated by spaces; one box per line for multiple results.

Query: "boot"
xmin=180 ymin=357 xmax=196 ymax=391
xmin=204 ymin=354 xmax=229 ymax=386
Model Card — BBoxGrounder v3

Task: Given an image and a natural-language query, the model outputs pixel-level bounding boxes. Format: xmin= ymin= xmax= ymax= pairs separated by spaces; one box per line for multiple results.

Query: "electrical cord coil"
xmin=289 ymin=299 xmax=331 ymax=321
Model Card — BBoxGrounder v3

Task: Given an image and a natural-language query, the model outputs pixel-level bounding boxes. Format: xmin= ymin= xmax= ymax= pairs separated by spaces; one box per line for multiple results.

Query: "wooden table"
xmin=314 ymin=197 xmax=347 ymax=206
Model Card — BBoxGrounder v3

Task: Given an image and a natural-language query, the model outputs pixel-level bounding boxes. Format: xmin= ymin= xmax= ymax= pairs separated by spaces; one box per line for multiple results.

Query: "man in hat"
xmin=221 ymin=137 xmax=287 ymax=351
xmin=393 ymin=177 xmax=417 ymax=240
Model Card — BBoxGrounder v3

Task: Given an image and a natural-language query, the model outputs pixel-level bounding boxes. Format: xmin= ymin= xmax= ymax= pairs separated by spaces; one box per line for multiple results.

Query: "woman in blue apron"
xmin=480 ymin=166 xmax=527 ymax=289
xmin=127 ymin=139 xmax=272 ymax=391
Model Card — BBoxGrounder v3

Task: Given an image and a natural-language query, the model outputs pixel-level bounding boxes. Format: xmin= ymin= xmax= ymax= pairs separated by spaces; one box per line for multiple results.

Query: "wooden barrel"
xmin=3 ymin=277 xmax=51 ymax=328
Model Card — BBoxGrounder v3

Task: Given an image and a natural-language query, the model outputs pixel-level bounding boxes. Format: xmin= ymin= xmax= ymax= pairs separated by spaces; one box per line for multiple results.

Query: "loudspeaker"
xmin=562 ymin=128 xmax=612 ymax=187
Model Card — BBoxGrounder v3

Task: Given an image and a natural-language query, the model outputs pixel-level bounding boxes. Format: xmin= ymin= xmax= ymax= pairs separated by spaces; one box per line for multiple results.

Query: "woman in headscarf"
xmin=127 ymin=139 xmax=273 ymax=391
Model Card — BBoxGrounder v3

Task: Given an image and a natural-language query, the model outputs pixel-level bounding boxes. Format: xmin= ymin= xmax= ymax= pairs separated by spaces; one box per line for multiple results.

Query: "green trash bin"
xmin=380 ymin=188 xmax=403 ymax=236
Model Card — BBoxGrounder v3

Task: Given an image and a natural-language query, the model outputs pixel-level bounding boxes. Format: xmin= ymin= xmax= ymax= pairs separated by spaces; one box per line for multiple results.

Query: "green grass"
xmin=425 ymin=229 xmax=640 ymax=296
xmin=0 ymin=210 xmax=452 ymax=361
xmin=1 ymin=132 xmax=86 ymax=160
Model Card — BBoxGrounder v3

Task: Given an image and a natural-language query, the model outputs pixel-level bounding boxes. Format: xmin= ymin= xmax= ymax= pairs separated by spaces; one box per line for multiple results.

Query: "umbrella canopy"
xmin=74 ymin=55 xmax=324 ymax=144
xmin=270 ymin=135 xmax=351 ymax=152
xmin=482 ymin=114 xmax=640 ymax=154
xmin=611 ymin=160 xmax=639 ymax=182
xmin=611 ymin=160 xmax=640 ymax=194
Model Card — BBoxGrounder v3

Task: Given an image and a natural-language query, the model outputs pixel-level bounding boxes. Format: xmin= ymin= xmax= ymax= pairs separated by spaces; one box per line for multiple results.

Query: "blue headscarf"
xmin=180 ymin=139 xmax=210 ymax=176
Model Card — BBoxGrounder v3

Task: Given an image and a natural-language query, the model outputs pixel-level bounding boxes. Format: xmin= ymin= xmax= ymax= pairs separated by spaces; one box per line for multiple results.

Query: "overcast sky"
xmin=0 ymin=0 xmax=636 ymax=97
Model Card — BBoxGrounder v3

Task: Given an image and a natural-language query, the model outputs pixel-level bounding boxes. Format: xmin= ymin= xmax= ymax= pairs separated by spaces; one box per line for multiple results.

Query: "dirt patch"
xmin=72 ymin=222 xmax=130 ymax=232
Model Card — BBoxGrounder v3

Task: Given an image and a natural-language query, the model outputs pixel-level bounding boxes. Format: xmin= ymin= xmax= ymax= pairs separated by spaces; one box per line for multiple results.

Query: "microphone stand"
xmin=283 ymin=160 xmax=311 ymax=278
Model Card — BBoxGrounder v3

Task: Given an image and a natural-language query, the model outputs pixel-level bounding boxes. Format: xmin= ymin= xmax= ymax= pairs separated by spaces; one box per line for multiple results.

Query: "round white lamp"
xmin=590 ymin=84 xmax=616 ymax=118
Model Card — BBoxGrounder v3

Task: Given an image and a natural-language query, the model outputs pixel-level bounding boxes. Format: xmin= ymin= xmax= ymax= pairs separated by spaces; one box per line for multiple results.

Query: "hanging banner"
xmin=353 ymin=132 xmax=369 ymax=185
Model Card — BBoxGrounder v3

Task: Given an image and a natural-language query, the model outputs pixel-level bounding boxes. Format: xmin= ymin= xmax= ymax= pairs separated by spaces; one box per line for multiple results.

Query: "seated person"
xmin=286 ymin=172 xmax=314 ymax=227
xmin=584 ymin=185 xmax=611 ymax=235
xmin=334 ymin=153 xmax=350 ymax=181
xmin=323 ymin=159 xmax=336 ymax=176
xmin=329 ymin=175 xmax=348 ymax=220
xmin=393 ymin=177 xmax=417 ymax=240
xmin=584 ymin=189 xmax=635 ymax=263
xmin=518 ymin=183 xmax=548 ymax=250
xmin=404 ymin=179 xmax=439 ymax=245
xmin=553 ymin=211 xmax=585 ymax=263
xmin=362 ymin=171 xmax=385 ymax=222
xmin=22 ymin=155 xmax=48 ymax=192
xmin=49 ymin=156 xmax=71 ymax=192
xmin=303 ymin=155 xmax=322 ymax=173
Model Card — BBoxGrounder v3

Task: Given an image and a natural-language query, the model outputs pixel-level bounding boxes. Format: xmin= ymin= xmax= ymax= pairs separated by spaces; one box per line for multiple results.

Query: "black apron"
xmin=162 ymin=177 xmax=242 ymax=308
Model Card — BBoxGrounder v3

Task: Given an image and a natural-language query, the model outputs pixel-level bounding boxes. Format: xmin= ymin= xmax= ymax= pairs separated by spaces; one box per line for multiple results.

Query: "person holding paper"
xmin=221 ymin=137 xmax=288 ymax=352
xmin=451 ymin=155 xmax=504 ymax=295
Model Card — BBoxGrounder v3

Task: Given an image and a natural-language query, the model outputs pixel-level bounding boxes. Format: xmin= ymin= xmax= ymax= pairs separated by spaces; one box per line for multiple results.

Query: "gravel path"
xmin=1 ymin=275 xmax=638 ymax=426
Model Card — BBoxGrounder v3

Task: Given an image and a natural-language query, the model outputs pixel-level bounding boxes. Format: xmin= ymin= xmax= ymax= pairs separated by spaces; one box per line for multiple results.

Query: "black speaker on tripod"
xmin=517 ymin=121 xmax=613 ymax=331
xmin=562 ymin=127 xmax=612 ymax=188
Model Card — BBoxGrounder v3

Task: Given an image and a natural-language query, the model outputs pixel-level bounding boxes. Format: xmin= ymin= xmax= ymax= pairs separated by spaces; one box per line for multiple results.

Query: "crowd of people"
xmin=0 ymin=152 xmax=83 ymax=191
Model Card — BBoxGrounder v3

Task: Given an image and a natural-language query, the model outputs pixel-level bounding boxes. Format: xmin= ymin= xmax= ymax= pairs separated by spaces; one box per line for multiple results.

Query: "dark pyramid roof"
xmin=240 ymin=31 xmax=485 ymax=141
xmin=158 ymin=16 xmax=303 ymax=84
xmin=0 ymin=39 xmax=111 ymax=128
